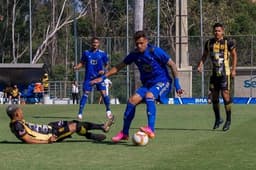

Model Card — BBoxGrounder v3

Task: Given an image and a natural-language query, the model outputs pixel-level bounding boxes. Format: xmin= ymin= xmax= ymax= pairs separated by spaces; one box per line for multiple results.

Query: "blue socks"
xmin=102 ymin=95 xmax=111 ymax=111
xmin=122 ymin=98 xmax=156 ymax=135
xmin=78 ymin=94 xmax=88 ymax=115
xmin=146 ymin=98 xmax=156 ymax=132
xmin=122 ymin=102 xmax=136 ymax=135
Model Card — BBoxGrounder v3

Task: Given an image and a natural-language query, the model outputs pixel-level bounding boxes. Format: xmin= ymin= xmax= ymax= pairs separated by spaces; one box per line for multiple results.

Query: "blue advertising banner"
xmin=170 ymin=97 xmax=256 ymax=104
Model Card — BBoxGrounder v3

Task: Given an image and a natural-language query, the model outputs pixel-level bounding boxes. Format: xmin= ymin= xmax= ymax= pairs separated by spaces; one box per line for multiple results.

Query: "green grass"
xmin=0 ymin=104 xmax=256 ymax=170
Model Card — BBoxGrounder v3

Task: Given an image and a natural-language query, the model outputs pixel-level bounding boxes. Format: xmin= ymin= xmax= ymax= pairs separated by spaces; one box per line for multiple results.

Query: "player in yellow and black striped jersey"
xmin=6 ymin=105 xmax=114 ymax=144
xmin=197 ymin=23 xmax=237 ymax=131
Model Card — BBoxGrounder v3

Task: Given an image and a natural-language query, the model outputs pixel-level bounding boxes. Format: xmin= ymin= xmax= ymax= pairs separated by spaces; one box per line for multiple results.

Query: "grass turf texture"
xmin=0 ymin=104 xmax=256 ymax=170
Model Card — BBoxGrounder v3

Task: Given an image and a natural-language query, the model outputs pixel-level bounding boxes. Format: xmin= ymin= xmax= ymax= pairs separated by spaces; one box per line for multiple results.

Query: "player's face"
xmin=15 ymin=108 xmax=24 ymax=120
xmin=91 ymin=40 xmax=100 ymax=50
xmin=214 ymin=26 xmax=224 ymax=40
xmin=135 ymin=37 xmax=148 ymax=53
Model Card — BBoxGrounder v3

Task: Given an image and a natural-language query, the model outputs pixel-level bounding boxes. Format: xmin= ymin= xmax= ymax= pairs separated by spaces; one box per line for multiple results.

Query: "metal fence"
xmin=48 ymin=35 xmax=256 ymax=103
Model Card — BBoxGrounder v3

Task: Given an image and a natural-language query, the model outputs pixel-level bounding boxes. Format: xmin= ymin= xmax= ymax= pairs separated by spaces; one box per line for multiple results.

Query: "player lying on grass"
xmin=6 ymin=104 xmax=113 ymax=144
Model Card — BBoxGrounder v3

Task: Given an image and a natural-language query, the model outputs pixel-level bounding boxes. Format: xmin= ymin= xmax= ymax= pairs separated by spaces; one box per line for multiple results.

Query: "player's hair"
xmin=213 ymin=23 xmax=224 ymax=29
xmin=91 ymin=37 xmax=100 ymax=42
xmin=6 ymin=104 xmax=19 ymax=119
xmin=134 ymin=30 xmax=147 ymax=41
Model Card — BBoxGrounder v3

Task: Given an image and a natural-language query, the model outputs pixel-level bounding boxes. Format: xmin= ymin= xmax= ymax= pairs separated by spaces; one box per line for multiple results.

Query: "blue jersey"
xmin=80 ymin=49 xmax=108 ymax=80
xmin=123 ymin=44 xmax=172 ymax=87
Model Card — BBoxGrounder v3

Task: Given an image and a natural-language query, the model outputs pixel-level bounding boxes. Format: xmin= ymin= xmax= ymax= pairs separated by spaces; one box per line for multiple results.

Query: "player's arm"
xmin=73 ymin=62 xmax=84 ymax=70
xmin=90 ymin=62 xmax=126 ymax=85
xmin=21 ymin=133 xmax=56 ymax=144
xmin=167 ymin=59 xmax=179 ymax=79
xmin=99 ymin=63 xmax=110 ymax=75
xmin=230 ymin=47 xmax=237 ymax=77
xmin=167 ymin=59 xmax=184 ymax=96
xmin=197 ymin=48 xmax=209 ymax=73
xmin=106 ymin=62 xmax=126 ymax=77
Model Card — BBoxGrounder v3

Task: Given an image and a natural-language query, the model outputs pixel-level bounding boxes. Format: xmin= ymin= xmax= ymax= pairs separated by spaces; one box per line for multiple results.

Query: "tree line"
xmin=0 ymin=0 xmax=255 ymax=81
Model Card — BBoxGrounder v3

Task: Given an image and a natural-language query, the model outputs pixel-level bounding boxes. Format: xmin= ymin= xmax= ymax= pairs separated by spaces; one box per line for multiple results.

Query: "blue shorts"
xmin=83 ymin=80 xmax=106 ymax=92
xmin=136 ymin=81 xmax=171 ymax=104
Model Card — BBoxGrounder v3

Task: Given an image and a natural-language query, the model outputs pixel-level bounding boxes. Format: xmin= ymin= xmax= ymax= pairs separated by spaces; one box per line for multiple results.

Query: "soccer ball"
xmin=132 ymin=131 xmax=149 ymax=146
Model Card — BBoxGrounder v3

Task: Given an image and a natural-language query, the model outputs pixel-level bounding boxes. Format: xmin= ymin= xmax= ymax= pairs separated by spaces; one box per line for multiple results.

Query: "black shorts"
xmin=209 ymin=75 xmax=231 ymax=91
xmin=48 ymin=120 xmax=72 ymax=141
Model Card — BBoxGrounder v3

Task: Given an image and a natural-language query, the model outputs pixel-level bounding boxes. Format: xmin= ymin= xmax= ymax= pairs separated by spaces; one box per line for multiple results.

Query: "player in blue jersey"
xmin=6 ymin=105 xmax=113 ymax=144
xmin=74 ymin=37 xmax=114 ymax=124
xmin=91 ymin=30 xmax=184 ymax=142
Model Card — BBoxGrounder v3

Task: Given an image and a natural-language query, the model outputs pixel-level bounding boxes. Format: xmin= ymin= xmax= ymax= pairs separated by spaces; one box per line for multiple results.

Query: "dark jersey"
xmin=9 ymin=120 xmax=71 ymax=142
xmin=204 ymin=38 xmax=236 ymax=77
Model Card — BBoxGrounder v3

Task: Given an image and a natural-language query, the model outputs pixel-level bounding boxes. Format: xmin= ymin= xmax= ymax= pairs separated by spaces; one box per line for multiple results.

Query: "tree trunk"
xmin=133 ymin=0 xmax=144 ymax=91
xmin=12 ymin=0 xmax=17 ymax=63
xmin=51 ymin=0 xmax=57 ymax=67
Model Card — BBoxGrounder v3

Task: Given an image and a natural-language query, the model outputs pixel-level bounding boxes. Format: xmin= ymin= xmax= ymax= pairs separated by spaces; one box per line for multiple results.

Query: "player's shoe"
xmin=88 ymin=133 xmax=106 ymax=141
xmin=112 ymin=131 xmax=129 ymax=143
xmin=106 ymin=110 xmax=114 ymax=120
xmin=77 ymin=114 xmax=83 ymax=120
xmin=140 ymin=126 xmax=155 ymax=139
xmin=222 ymin=121 xmax=231 ymax=131
xmin=102 ymin=115 xmax=115 ymax=133
xmin=213 ymin=119 xmax=223 ymax=130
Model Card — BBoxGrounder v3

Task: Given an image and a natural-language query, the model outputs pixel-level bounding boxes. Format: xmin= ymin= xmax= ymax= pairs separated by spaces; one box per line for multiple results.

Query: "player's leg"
xmin=77 ymin=81 xmax=91 ymax=120
xmin=140 ymin=91 xmax=156 ymax=139
xmin=71 ymin=120 xmax=106 ymax=141
xmin=112 ymin=91 xmax=143 ymax=142
xmin=75 ymin=93 xmax=79 ymax=104
xmin=98 ymin=95 xmax=102 ymax=104
xmin=221 ymin=75 xmax=232 ymax=131
xmin=84 ymin=132 xmax=106 ymax=141
xmin=210 ymin=76 xmax=223 ymax=129
xmin=100 ymin=90 xmax=112 ymax=116
xmin=72 ymin=93 xmax=75 ymax=104
xmin=211 ymin=89 xmax=223 ymax=129
xmin=98 ymin=83 xmax=115 ymax=133
xmin=98 ymin=83 xmax=113 ymax=120
xmin=48 ymin=121 xmax=75 ymax=142
xmin=140 ymin=82 xmax=170 ymax=138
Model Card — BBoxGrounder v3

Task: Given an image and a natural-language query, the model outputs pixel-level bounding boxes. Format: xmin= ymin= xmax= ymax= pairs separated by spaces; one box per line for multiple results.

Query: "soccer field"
xmin=0 ymin=104 xmax=256 ymax=170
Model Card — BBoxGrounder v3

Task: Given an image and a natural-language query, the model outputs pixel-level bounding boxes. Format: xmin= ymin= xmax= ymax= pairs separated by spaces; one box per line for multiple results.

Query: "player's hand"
xmin=98 ymin=70 xmax=105 ymax=75
xmin=197 ymin=65 xmax=203 ymax=73
xmin=197 ymin=61 xmax=204 ymax=73
xmin=231 ymin=68 xmax=236 ymax=78
xmin=73 ymin=65 xmax=78 ymax=70
xmin=176 ymin=89 xmax=184 ymax=97
xmin=90 ymin=77 xmax=102 ymax=85
xmin=48 ymin=135 xmax=57 ymax=143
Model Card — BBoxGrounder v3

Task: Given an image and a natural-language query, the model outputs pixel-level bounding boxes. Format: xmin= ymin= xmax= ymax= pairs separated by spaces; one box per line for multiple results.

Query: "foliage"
xmin=188 ymin=0 xmax=256 ymax=36
xmin=0 ymin=0 xmax=256 ymax=82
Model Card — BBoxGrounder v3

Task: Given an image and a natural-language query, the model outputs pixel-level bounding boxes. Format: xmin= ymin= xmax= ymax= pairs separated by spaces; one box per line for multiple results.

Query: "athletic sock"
xmin=146 ymin=98 xmax=156 ymax=132
xmin=224 ymin=101 xmax=232 ymax=122
xmin=102 ymin=95 xmax=111 ymax=112
xmin=78 ymin=93 xmax=88 ymax=115
xmin=122 ymin=101 xmax=136 ymax=135
xmin=212 ymin=101 xmax=220 ymax=121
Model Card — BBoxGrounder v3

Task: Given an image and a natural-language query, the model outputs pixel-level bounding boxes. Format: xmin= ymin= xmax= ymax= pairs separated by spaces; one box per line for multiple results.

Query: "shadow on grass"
xmin=58 ymin=140 xmax=137 ymax=147
xmin=0 ymin=140 xmax=24 ymax=144
xmin=0 ymin=139 xmax=129 ymax=145
xmin=130 ymin=127 xmax=214 ymax=132
xmin=32 ymin=116 xmax=75 ymax=119
xmin=154 ymin=127 xmax=214 ymax=132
